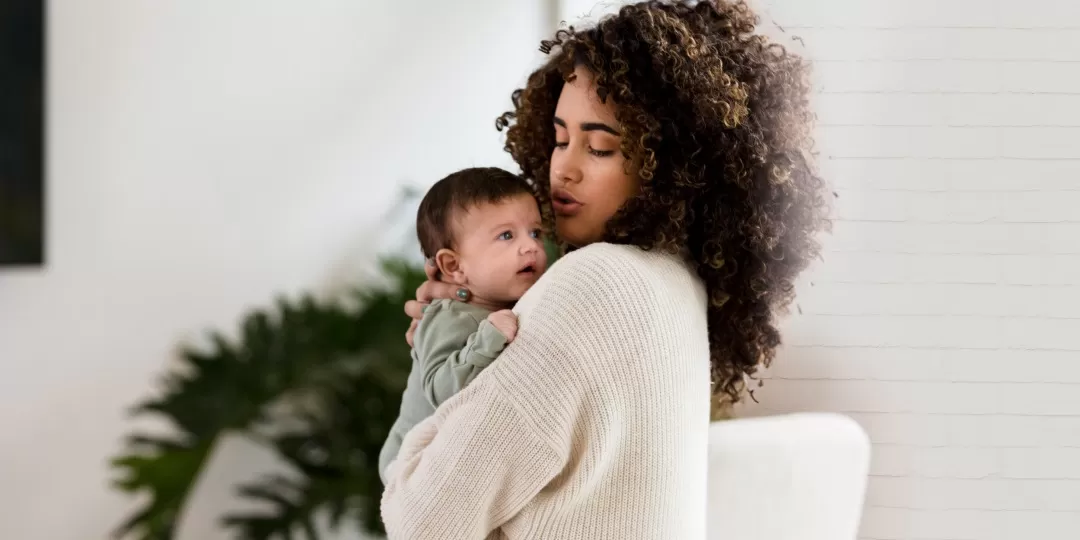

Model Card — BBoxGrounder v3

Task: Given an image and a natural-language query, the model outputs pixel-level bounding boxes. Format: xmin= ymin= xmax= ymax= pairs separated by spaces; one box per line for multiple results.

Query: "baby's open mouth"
xmin=518 ymin=265 xmax=536 ymax=274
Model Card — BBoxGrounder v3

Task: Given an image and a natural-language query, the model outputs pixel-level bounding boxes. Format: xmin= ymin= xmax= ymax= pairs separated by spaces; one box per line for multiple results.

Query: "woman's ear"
xmin=434 ymin=248 xmax=467 ymax=285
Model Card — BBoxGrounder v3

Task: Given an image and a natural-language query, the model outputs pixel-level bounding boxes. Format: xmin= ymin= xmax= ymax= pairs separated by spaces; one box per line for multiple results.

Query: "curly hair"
xmin=496 ymin=0 xmax=830 ymax=410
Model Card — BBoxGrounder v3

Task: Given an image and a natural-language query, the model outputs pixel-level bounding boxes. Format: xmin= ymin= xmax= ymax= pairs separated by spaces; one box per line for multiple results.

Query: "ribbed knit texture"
xmin=381 ymin=243 xmax=711 ymax=539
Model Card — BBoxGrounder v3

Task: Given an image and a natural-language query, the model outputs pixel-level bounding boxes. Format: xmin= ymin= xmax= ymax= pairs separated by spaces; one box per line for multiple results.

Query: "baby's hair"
xmin=416 ymin=167 xmax=535 ymax=260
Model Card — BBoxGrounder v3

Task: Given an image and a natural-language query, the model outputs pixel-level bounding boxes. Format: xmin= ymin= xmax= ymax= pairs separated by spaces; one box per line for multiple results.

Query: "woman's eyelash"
xmin=555 ymin=141 xmax=614 ymax=157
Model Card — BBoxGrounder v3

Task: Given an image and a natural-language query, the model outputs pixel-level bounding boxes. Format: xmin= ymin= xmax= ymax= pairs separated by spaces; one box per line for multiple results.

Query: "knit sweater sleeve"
xmin=381 ymin=244 xmax=652 ymax=539
xmin=380 ymin=379 xmax=562 ymax=539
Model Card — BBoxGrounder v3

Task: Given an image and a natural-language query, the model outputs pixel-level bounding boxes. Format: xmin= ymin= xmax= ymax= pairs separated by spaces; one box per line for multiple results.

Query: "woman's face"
xmin=550 ymin=66 xmax=640 ymax=247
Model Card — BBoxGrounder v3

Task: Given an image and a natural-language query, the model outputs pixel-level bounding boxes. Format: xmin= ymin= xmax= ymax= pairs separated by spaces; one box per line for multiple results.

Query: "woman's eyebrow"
xmin=553 ymin=116 xmax=620 ymax=136
xmin=581 ymin=122 xmax=619 ymax=136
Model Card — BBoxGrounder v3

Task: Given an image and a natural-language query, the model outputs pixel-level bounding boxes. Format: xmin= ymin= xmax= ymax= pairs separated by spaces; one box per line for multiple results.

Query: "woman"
xmin=381 ymin=1 xmax=829 ymax=538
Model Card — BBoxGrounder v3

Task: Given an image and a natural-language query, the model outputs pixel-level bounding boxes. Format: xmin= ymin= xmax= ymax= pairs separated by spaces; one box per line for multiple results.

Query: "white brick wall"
xmin=740 ymin=1 xmax=1080 ymax=539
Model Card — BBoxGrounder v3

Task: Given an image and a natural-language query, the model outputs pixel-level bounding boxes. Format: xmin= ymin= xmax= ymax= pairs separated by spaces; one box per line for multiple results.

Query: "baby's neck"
xmin=466 ymin=295 xmax=515 ymax=313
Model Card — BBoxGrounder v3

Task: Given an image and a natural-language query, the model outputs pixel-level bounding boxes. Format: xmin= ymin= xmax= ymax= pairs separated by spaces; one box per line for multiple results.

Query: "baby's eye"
xmin=530 ymin=229 xmax=542 ymax=239
xmin=498 ymin=231 xmax=513 ymax=241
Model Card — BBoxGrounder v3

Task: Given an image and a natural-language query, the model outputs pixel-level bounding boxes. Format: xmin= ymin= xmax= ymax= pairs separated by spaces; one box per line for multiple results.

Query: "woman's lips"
xmin=551 ymin=188 xmax=583 ymax=216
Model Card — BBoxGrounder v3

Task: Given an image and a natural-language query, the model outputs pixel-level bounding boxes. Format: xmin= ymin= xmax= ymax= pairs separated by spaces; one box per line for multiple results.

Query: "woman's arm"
xmin=381 ymin=379 xmax=562 ymax=539
xmin=383 ymin=301 xmax=569 ymax=539
xmin=382 ymin=244 xmax=654 ymax=538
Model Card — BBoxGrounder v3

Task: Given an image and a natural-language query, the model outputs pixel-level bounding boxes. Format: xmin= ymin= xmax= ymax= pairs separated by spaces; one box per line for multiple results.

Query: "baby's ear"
xmin=434 ymin=248 xmax=467 ymax=285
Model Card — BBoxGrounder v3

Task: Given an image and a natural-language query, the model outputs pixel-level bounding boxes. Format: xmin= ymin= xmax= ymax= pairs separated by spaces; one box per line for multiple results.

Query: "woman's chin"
xmin=556 ymin=223 xmax=600 ymax=248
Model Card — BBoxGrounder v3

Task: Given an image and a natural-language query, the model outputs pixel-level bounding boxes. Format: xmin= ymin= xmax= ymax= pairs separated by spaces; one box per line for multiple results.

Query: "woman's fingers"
xmin=406 ymin=261 xmax=470 ymax=347
xmin=405 ymin=318 xmax=419 ymax=348
xmin=416 ymin=280 xmax=462 ymax=304
xmin=405 ymin=299 xmax=426 ymax=321
xmin=404 ymin=299 xmax=424 ymax=347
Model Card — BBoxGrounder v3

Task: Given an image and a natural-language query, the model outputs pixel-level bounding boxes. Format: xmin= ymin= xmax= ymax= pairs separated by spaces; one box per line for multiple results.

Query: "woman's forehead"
xmin=555 ymin=67 xmax=619 ymax=126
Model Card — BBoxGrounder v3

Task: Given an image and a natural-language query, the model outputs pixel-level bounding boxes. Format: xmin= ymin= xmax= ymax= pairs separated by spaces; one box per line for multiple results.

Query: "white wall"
xmin=740 ymin=1 xmax=1080 ymax=539
xmin=0 ymin=1 xmax=546 ymax=538
xmin=7 ymin=1 xmax=1080 ymax=539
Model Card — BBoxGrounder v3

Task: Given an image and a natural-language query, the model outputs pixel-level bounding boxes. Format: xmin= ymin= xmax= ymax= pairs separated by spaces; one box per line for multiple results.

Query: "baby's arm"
xmin=416 ymin=303 xmax=516 ymax=408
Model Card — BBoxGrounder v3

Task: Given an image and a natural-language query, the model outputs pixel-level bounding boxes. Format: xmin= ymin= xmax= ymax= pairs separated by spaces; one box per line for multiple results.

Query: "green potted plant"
xmin=110 ymin=257 xmax=426 ymax=540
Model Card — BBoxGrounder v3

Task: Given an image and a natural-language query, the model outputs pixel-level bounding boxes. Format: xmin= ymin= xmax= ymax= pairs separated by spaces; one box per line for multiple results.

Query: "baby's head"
xmin=417 ymin=167 xmax=548 ymax=306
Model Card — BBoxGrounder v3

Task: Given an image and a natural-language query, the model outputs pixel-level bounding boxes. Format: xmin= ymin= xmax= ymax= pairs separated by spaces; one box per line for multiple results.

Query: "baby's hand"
xmin=487 ymin=309 xmax=518 ymax=342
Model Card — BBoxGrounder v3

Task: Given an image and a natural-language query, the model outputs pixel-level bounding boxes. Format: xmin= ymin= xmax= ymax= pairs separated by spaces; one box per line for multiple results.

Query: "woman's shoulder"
xmin=519 ymin=242 xmax=702 ymax=314
xmin=552 ymin=243 xmax=699 ymax=291
xmin=558 ymin=242 xmax=650 ymax=266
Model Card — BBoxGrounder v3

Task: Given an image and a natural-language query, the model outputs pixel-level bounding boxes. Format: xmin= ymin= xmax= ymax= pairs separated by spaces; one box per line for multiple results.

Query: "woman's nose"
xmin=552 ymin=151 xmax=583 ymax=184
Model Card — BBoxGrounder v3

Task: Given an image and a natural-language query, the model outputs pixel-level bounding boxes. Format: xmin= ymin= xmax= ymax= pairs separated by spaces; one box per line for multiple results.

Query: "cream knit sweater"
xmin=381 ymin=243 xmax=711 ymax=539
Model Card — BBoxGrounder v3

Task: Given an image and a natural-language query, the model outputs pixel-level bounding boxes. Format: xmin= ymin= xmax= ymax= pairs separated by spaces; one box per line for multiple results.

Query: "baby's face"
xmin=453 ymin=194 xmax=548 ymax=304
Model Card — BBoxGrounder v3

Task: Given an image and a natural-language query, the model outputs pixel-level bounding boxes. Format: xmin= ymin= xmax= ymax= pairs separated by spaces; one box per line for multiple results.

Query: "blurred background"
xmin=2 ymin=0 xmax=1080 ymax=539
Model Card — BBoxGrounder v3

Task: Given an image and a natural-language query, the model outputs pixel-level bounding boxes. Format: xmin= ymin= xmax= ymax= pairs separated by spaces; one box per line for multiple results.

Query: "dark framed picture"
xmin=0 ymin=0 xmax=44 ymax=266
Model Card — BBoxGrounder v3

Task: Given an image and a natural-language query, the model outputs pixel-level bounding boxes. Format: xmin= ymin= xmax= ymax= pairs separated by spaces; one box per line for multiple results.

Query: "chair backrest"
xmin=707 ymin=413 xmax=871 ymax=540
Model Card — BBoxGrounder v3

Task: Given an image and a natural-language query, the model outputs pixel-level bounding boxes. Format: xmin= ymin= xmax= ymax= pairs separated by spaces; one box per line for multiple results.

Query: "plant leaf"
xmin=111 ymin=257 xmax=425 ymax=539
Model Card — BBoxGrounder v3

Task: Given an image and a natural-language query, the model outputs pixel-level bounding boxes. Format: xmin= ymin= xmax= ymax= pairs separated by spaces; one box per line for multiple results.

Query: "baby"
xmin=378 ymin=167 xmax=548 ymax=482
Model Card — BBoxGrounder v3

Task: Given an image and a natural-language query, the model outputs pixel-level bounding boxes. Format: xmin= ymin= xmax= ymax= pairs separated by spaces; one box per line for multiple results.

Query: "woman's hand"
xmin=404 ymin=260 xmax=471 ymax=347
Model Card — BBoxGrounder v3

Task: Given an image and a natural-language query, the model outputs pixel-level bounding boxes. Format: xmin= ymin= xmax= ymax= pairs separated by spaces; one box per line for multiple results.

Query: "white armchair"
xmin=707 ymin=413 xmax=871 ymax=540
